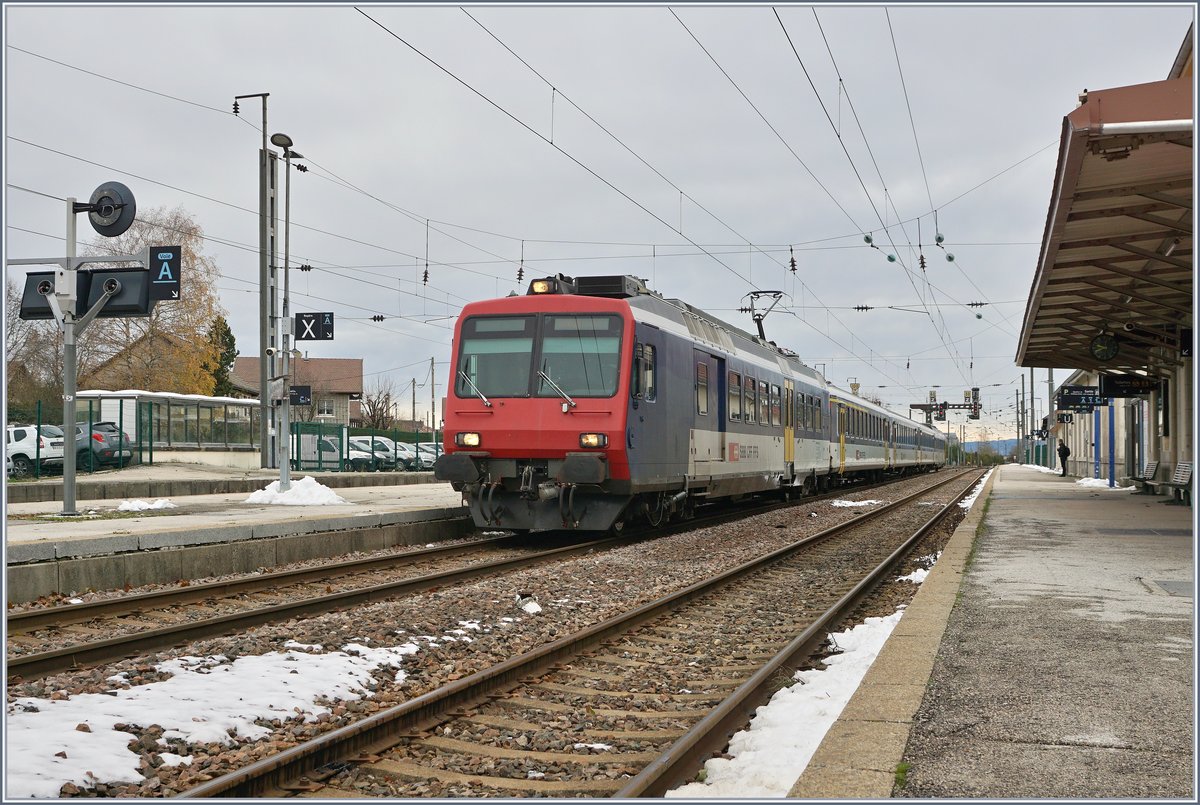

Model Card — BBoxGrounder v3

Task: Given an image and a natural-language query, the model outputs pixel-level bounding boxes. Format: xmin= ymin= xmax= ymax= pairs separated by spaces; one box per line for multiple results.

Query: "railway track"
xmin=175 ymin=468 xmax=983 ymax=798
xmin=7 ymin=472 xmax=947 ymax=681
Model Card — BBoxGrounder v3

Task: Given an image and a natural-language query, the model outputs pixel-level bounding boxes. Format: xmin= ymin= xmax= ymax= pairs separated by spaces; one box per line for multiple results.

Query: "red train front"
xmin=435 ymin=274 xmax=636 ymax=532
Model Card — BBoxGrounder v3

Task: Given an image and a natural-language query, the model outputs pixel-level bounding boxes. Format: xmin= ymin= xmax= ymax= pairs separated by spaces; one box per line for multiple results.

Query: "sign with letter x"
xmin=296 ymin=312 xmax=334 ymax=340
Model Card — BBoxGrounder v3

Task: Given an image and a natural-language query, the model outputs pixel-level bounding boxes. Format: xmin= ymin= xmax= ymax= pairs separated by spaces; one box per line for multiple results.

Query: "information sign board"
xmin=296 ymin=312 xmax=334 ymax=341
xmin=1057 ymin=385 xmax=1104 ymax=408
xmin=1098 ymin=374 xmax=1158 ymax=397
xmin=149 ymin=245 xmax=181 ymax=301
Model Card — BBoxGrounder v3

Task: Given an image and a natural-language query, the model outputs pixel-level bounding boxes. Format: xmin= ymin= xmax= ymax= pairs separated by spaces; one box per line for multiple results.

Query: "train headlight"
xmin=579 ymin=433 xmax=608 ymax=448
xmin=530 ymin=279 xmax=554 ymax=294
xmin=455 ymin=432 xmax=481 ymax=447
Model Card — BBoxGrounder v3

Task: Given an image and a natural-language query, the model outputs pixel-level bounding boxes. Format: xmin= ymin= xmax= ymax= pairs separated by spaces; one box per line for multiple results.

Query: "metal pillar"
xmin=1047 ymin=368 xmax=1055 ymax=471
xmin=277 ymin=145 xmax=294 ymax=491
xmin=61 ymin=199 xmax=79 ymax=514
xmin=236 ymin=92 xmax=275 ymax=468
xmin=1093 ymin=404 xmax=1101 ymax=479
xmin=1107 ymin=398 xmax=1115 ymax=487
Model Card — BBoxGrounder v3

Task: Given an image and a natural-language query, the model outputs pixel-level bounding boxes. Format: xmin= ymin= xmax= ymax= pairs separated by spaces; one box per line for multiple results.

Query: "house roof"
xmin=231 ymin=357 xmax=364 ymax=394
xmin=1016 ymin=76 xmax=1193 ymax=375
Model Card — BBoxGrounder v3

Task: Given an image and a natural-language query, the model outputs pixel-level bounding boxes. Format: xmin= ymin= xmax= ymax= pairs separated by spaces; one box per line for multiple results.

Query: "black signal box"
xmin=19 ymin=271 xmax=86 ymax=320
xmin=84 ymin=268 xmax=152 ymax=316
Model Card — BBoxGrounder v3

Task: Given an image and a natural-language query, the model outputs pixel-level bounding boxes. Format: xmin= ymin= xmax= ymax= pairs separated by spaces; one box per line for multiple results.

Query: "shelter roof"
xmin=1016 ymin=76 xmax=1193 ymax=375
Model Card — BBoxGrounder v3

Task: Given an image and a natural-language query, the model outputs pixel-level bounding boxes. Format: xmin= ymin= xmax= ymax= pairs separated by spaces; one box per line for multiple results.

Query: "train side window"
xmin=815 ymin=398 xmax=822 ymax=432
xmin=770 ymin=384 xmax=781 ymax=426
xmin=759 ymin=381 xmax=770 ymax=426
xmin=804 ymin=394 xmax=812 ymax=431
xmin=744 ymin=376 xmax=757 ymax=424
xmin=696 ymin=363 xmax=709 ymax=416
xmin=632 ymin=343 xmax=657 ymax=402
xmin=728 ymin=372 xmax=741 ymax=421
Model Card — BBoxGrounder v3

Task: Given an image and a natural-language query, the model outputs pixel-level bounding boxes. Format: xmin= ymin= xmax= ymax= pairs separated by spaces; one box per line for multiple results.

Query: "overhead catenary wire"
xmin=771 ymin=9 xmax=968 ymax=385
xmin=7 ymin=30 xmax=1040 ymax=406
xmin=6 ymin=41 xmax=1051 ymax=257
xmin=355 ymin=7 xmax=756 ymax=289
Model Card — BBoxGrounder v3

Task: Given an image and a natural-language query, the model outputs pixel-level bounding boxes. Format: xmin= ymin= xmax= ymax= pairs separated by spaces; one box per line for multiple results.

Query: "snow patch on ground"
xmin=5 ymin=643 xmax=417 ymax=798
xmin=829 ymin=499 xmax=883 ymax=508
xmin=669 ymin=608 xmax=909 ymax=798
xmin=243 ymin=476 xmax=349 ymax=505
xmin=958 ymin=469 xmax=993 ymax=509
xmin=1076 ymin=477 xmax=1136 ymax=491
xmin=116 ymin=499 xmax=176 ymax=511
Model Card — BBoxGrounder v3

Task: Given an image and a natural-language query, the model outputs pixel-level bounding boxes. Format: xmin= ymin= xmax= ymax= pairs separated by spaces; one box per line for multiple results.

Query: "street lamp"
xmin=271 ymin=132 xmax=303 ymax=490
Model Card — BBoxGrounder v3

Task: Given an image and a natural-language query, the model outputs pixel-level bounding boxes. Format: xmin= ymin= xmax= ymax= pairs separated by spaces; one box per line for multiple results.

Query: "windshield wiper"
xmin=457 ymin=370 xmax=492 ymax=407
xmin=538 ymin=370 xmax=577 ymax=409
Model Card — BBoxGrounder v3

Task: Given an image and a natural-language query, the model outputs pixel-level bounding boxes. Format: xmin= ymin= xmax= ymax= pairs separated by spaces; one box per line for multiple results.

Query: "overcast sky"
xmin=4 ymin=3 xmax=1193 ymax=440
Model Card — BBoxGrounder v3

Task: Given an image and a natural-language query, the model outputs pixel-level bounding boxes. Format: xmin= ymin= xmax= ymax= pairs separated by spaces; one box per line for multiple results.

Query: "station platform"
xmin=790 ymin=463 xmax=1194 ymax=798
xmin=4 ymin=463 xmax=468 ymax=603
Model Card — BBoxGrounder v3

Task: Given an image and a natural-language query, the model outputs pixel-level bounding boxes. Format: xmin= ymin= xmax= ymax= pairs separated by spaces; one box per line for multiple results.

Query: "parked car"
xmin=74 ymin=421 xmax=134 ymax=469
xmin=398 ymin=442 xmax=436 ymax=470
xmin=393 ymin=442 xmax=423 ymax=471
xmin=5 ymin=424 xmax=66 ymax=476
xmin=318 ymin=437 xmax=377 ymax=472
xmin=348 ymin=437 xmax=397 ymax=470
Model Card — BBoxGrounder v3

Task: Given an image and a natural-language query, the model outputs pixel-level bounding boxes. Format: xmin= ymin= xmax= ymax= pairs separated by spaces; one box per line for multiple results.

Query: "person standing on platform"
xmin=1057 ymin=439 xmax=1070 ymax=477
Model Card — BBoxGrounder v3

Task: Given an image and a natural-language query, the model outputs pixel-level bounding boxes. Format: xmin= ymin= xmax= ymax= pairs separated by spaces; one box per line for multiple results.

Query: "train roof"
xmin=828 ymin=385 xmax=940 ymax=435
xmin=522 ymin=274 xmax=825 ymax=385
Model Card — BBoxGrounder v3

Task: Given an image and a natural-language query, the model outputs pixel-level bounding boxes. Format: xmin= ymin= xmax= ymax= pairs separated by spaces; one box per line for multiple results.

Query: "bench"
xmin=1131 ymin=460 xmax=1160 ymax=494
xmin=1150 ymin=461 xmax=1192 ymax=506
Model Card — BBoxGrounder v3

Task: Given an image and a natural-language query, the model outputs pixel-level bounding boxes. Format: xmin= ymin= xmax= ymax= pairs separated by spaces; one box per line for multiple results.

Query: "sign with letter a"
xmin=149 ymin=245 xmax=181 ymax=301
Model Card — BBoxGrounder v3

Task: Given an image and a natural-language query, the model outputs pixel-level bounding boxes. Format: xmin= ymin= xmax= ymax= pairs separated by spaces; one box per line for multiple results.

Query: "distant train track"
xmin=6 ymin=471 xmax=960 ymax=681
xmin=176 ymin=468 xmax=983 ymax=798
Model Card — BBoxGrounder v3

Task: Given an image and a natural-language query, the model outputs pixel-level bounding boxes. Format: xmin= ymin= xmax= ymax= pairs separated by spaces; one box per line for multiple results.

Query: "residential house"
xmin=232 ymin=357 xmax=364 ymax=426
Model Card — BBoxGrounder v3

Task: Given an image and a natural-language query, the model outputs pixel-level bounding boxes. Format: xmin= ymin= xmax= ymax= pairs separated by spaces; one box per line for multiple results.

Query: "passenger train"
xmin=434 ymin=274 xmax=945 ymax=532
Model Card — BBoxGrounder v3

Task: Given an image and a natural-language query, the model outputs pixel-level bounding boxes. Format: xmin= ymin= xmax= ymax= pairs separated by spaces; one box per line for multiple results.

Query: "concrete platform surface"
xmin=791 ymin=464 xmax=1194 ymax=799
xmin=6 ymin=463 xmax=466 ymax=564
xmin=5 ymin=461 xmax=439 ymax=504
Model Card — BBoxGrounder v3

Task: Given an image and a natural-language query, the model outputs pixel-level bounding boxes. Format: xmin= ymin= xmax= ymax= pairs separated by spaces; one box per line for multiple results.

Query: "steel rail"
xmin=615 ymin=468 xmax=987 ymax=797
xmin=7 ymin=527 xmax=498 ymax=632
xmin=9 ymin=470 xmax=957 ymax=681
xmin=6 ymin=530 xmax=650 ymax=680
xmin=175 ymin=469 xmax=975 ymax=798
xmin=10 ymin=469 xmax=937 ymax=633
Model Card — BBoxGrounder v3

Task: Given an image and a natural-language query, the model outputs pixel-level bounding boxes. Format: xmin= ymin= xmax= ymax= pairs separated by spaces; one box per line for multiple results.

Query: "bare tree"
xmin=360 ymin=380 xmax=395 ymax=429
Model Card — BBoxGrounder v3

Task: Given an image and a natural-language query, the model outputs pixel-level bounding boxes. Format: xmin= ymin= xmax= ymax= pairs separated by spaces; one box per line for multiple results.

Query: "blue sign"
xmin=149 ymin=245 xmax=181 ymax=301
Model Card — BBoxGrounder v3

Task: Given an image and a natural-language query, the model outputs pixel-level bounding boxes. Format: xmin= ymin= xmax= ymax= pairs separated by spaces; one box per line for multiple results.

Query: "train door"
xmin=837 ymin=404 xmax=847 ymax=474
xmin=691 ymin=350 xmax=723 ymax=473
xmin=883 ymin=419 xmax=892 ymax=470
xmin=627 ymin=325 xmax=675 ymax=485
xmin=784 ymin=379 xmax=795 ymax=466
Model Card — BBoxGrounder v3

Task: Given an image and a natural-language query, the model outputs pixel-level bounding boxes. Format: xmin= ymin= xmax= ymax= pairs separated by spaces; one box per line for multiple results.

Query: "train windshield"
xmin=457 ymin=315 xmax=536 ymax=397
xmin=536 ymin=314 xmax=622 ymax=397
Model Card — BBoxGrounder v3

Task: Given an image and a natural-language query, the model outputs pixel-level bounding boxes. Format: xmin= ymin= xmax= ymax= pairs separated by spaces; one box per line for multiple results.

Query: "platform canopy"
xmin=1016 ymin=77 xmax=1193 ymax=376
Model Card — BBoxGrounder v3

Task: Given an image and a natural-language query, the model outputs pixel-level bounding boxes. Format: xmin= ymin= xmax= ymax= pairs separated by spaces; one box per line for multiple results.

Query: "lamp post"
xmin=270 ymin=132 xmax=303 ymax=491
